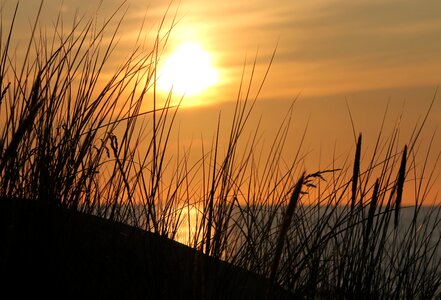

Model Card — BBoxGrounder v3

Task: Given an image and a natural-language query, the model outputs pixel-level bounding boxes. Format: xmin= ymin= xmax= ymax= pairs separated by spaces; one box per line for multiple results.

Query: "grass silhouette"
xmin=1 ymin=2 xmax=440 ymax=298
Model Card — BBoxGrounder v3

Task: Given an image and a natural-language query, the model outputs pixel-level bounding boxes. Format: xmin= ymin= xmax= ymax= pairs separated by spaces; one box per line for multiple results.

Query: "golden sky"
xmin=10 ymin=0 xmax=441 ymax=98
xmin=3 ymin=0 xmax=441 ymax=203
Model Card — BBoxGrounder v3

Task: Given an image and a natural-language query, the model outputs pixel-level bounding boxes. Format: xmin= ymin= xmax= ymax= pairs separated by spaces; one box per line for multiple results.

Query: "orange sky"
xmin=3 ymin=0 xmax=440 ymax=204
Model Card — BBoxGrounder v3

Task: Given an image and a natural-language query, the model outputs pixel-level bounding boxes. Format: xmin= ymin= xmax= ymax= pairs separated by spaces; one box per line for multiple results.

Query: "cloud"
xmin=265 ymin=0 xmax=441 ymax=65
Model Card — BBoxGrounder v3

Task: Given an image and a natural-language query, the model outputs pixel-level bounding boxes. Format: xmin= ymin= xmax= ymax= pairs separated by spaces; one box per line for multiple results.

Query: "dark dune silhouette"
xmin=0 ymin=198 xmax=292 ymax=299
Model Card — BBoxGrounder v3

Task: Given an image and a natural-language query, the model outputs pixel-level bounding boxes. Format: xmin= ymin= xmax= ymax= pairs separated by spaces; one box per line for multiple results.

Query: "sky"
xmin=2 ymin=0 xmax=441 ymax=204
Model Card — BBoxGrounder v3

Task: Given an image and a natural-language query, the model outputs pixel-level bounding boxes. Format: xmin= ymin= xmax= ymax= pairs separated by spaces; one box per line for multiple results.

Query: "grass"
xmin=1 ymin=1 xmax=441 ymax=298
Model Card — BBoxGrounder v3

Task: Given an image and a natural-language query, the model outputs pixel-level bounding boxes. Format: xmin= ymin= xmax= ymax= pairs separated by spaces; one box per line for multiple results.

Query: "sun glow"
xmin=157 ymin=43 xmax=218 ymax=97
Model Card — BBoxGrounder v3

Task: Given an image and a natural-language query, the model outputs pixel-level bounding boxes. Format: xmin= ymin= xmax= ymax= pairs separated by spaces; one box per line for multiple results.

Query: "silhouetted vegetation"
xmin=1 ymin=2 xmax=440 ymax=298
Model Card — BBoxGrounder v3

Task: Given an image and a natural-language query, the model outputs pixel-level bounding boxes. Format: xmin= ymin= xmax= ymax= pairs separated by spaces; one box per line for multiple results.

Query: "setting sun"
xmin=157 ymin=43 xmax=218 ymax=96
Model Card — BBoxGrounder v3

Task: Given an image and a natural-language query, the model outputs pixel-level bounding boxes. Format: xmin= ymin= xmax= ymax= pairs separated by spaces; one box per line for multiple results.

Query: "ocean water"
xmin=94 ymin=202 xmax=441 ymax=276
xmin=170 ymin=204 xmax=441 ymax=261
xmin=90 ymin=202 xmax=441 ymax=295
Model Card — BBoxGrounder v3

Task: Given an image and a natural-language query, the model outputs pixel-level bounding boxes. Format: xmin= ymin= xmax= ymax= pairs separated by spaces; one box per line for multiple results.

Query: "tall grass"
xmin=1 ymin=2 xmax=440 ymax=298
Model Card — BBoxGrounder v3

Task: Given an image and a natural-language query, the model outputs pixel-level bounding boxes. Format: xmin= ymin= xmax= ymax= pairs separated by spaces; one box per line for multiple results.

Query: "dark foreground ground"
xmin=0 ymin=198 xmax=292 ymax=299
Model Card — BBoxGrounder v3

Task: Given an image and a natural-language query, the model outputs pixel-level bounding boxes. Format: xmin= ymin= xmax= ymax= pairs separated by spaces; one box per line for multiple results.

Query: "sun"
xmin=157 ymin=43 xmax=218 ymax=97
